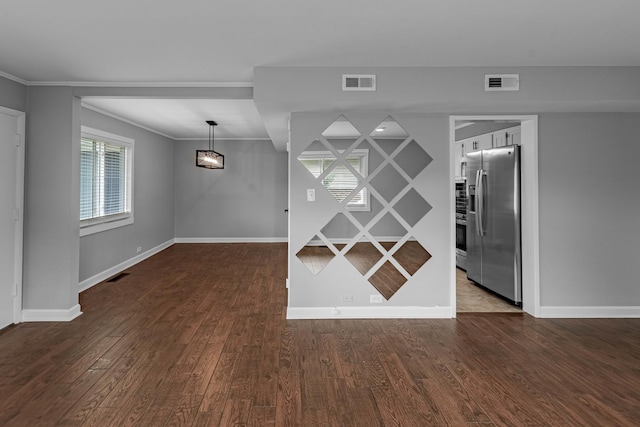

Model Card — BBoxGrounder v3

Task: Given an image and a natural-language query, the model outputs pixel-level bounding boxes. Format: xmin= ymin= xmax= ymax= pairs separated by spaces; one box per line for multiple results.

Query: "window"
xmin=80 ymin=126 xmax=134 ymax=236
xmin=299 ymin=149 xmax=369 ymax=211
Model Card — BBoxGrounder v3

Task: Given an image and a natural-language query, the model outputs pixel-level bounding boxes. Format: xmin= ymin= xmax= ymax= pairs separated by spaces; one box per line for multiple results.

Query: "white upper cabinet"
xmin=493 ymin=126 xmax=521 ymax=147
xmin=467 ymin=133 xmax=493 ymax=153
xmin=454 ymin=126 xmax=520 ymax=179
xmin=454 ymin=140 xmax=467 ymax=179
xmin=493 ymin=130 xmax=507 ymax=147
xmin=508 ymin=128 xmax=521 ymax=146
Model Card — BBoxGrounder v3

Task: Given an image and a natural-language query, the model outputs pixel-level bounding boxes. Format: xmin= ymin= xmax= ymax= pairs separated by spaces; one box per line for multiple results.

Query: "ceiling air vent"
xmin=485 ymin=74 xmax=519 ymax=91
xmin=342 ymin=74 xmax=376 ymax=91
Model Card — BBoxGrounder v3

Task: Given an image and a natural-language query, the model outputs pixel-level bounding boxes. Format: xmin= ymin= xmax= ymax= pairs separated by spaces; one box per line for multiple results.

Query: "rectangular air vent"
xmin=342 ymin=74 xmax=376 ymax=91
xmin=485 ymin=74 xmax=519 ymax=91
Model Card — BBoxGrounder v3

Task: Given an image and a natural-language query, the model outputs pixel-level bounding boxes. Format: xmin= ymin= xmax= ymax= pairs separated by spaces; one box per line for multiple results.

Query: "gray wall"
xmin=79 ymin=108 xmax=175 ymax=282
xmin=24 ymin=87 xmax=80 ymax=310
xmin=5 ymin=68 xmax=640 ymax=314
xmin=538 ymin=113 xmax=640 ymax=306
xmin=0 ymin=75 xmax=26 ymax=112
xmin=255 ymin=66 xmax=640 ymax=150
xmin=257 ymin=65 xmax=640 ymax=313
xmin=174 ymin=139 xmax=288 ymax=239
xmin=290 ymin=111 xmax=640 ymax=310
xmin=290 ymin=112 xmax=449 ymax=308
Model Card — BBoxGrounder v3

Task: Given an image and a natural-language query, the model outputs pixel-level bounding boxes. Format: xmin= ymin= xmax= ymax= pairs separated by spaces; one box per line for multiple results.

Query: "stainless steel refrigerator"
xmin=466 ymin=145 xmax=521 ymax=304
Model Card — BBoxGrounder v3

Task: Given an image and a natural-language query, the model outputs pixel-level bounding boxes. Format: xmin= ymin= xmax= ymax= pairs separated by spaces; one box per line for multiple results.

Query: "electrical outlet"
xmin=339 ymin=295 xmax=353 ymax=303
xmin=370 ymin=294 xmax=383 ymax=304
xmin=136 ymin=246 xmax=142 ymax=253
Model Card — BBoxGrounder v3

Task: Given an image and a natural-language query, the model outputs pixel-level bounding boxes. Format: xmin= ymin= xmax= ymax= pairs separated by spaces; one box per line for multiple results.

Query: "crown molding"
xmin=28 ymin=81 xmax=254 ymax=88
xmin=0 ymin=70 xmax=28 ymax=85
xmin=81 ymin=103 xmax=176 ymax=139
xmin=0 ymin=69 xmax=254 ymax=88
xmin=174 ymin=137 xmax=272 ymax=141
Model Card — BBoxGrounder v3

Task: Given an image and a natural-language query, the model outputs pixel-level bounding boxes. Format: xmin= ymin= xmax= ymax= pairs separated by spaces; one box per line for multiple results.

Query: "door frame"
xmin=449 ymin=115 xmax=540 ymax=317
xmin=0 ymin=106 xmax=26 ymax=325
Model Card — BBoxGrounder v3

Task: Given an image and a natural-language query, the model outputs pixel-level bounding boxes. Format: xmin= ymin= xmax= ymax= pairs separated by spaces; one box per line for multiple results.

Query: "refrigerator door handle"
xmin=481 ymin=170 xmax=487 ymax=236
xmin=476 ymin=169 xmax=487 ymax=236
xmin=475 ymin=169 xmax=484 ymax=236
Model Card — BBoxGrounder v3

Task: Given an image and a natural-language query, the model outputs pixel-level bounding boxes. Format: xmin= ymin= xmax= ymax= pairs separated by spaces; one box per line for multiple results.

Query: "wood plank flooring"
xmin=1 ymin=243 xmax=640 ymax=426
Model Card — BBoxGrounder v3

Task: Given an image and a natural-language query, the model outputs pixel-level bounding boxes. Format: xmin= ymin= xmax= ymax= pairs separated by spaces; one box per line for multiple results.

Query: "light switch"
xmin=307 ymin=189 xmax=315 ymax=201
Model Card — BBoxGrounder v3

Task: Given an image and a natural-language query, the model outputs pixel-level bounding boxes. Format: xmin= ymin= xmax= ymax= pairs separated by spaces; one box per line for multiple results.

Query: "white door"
xmin=0 ymin=109 xmax=24 ymax=329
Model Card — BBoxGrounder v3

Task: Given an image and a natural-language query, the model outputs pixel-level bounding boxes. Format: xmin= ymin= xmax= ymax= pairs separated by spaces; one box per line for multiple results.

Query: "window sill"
xmin=80 ymin=214 xmax=133 ymax=237
xmin=346 ymin=204 xmax=370 ymax=212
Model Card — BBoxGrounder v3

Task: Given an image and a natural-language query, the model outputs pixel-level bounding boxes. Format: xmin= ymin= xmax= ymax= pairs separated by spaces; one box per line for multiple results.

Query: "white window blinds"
xmin=79 ymin=126 xmax=133 ymax=238
xmin=80 ymin=137 xmax=129 ymax=220
xmin=298 ymin=150 xmax=368 ymax=209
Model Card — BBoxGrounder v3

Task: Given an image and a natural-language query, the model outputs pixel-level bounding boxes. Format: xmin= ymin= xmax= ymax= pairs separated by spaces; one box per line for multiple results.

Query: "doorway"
xmin=449 ymin=116 xmax=539 ymax=317
xmin=0 ymin=106 xmax=25 ymax=328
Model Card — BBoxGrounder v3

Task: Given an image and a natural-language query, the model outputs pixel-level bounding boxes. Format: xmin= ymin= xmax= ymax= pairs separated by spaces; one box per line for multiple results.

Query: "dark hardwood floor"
xmin=1 ymin=243 xmax=639 ymax=426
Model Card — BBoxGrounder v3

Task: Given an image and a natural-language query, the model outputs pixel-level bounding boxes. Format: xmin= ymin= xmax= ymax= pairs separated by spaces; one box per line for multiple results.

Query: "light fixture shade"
xmin=196 ymin=150 xmax=224 ymax=169
xmin=196 ymin=120 xmax=224 ymax=169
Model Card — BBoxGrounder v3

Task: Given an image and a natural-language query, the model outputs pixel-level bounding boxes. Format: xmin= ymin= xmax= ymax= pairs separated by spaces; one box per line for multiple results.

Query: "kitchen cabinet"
xmin=493 ymin=126 xmax=521 ymax=147
xmin=454 ymin=133 xmax=491 ymax=179
xmin=454 ymin=126 xmax=521 ymax=180
xmin=454 ymin=140 xmax=467 ymax=179
xmin=493 ymin=130 xmax=507 ymax=147
xmin=509 ymin=128 xmax=521 ymax=146
xmin=467 ymin=133 xmax=492 ymax=152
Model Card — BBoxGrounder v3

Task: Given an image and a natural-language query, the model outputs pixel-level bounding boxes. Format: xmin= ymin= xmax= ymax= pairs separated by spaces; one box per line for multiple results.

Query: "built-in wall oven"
xmin=455 ymin=180 xmax=467 ymax=270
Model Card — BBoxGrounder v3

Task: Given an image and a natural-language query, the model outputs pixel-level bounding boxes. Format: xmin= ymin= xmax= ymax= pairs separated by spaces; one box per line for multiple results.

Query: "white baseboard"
xmin=174 ymin=237 xmax=288 ymax=243
xmin=539 ymin=306 xmax=640 ymax=318
xmin=305 ymin=236 xmax=409 ymax=246
xmin=22 ymin=304 xmax=83 ymax=322
xmin=79 ymin=239 xmax=175 ymax=292
xmin=286 ymin=305 xmax=452 ymax=319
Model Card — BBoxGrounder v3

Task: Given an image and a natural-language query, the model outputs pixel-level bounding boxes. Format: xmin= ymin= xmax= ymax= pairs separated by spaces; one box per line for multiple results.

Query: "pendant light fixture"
xmin=196 ymin=120 xmax=224 ymax=169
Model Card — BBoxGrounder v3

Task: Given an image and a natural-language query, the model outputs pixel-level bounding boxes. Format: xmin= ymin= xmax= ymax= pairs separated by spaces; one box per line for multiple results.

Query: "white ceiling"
xmin=2 ymin=0 xmax=640 ymax=139
xmin=82 ymin=98 xmax=269 ymax=140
